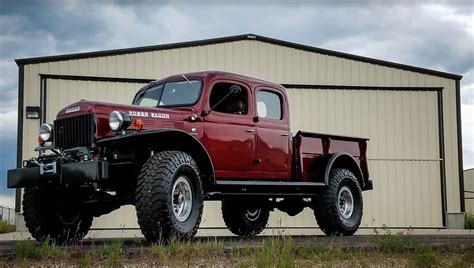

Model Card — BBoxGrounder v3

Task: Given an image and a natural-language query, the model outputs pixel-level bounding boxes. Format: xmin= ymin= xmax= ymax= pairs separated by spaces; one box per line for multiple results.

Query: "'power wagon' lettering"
xmin=129 ymin=111 xmax=149 ymax=117
xmin=128 ymin=111 xmax=170 ymax=119
xmin=151 ymin=112 xmax=170 ymax=119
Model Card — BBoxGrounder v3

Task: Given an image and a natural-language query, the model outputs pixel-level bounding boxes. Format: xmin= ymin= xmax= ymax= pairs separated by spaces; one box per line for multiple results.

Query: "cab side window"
xmin=257 ymin=91 xmax=282 ymax=120
xmin=209 ymin=83 xmax=248 ymax=115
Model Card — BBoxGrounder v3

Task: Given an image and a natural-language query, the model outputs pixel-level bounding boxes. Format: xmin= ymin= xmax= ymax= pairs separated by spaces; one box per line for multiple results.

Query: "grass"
xmin=101 ymin=240 xmax=123 ymax=266
xmin=150 ymin=237 xmax=226 ymax=265
xmin=375 ymin=229 xmax=418 ymax=253
xmin=0 ymin=221 xmax=15 ymax=234
xmin=465 ymin=212 xmax=474 ymax=229
xmin=5 ymin=235 xmax=473 ymax=267
xmin=254 ymin=236 xmax=295 ymax=267
xmin=14 ymin=240 xmax=69 ymax=260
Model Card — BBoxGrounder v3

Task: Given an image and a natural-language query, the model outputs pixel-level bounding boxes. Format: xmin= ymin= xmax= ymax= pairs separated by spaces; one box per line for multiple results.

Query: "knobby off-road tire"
xmin=135 ymin=151 xmax=203 ymax=243
xmin=23 ymin=188 xmax=93 ymax=244
xmin=221 ymin=198 xmax=270 ymax=237
xmin=313 ymin=168 xmax=363 ymax=236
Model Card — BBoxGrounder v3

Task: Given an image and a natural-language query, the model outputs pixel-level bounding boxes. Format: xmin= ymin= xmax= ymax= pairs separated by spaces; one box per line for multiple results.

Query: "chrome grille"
xmin=54 ymin=114 xmax=95 ymax=149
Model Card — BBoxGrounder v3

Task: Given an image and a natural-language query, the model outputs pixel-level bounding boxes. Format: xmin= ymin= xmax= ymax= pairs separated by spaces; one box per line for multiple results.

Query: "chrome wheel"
xmin=338 ymin=186 xmax=354 ymax=219
xmin=172 ymin=176 xmax=193 ymax=222
xmin=244 ymin=209 xmax=261 ymax=222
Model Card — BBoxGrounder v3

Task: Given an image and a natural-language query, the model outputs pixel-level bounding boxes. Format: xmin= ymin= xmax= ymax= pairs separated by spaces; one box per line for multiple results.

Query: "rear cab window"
xmin=256 ymin=90 xmax=282 ymax=120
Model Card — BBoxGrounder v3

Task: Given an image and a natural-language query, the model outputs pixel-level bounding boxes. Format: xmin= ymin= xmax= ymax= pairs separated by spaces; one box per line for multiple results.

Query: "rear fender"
xmin=97 ymin=129 xmax=215 ymax=190
xmin=311 ymin=152 xmax=365 ymax=188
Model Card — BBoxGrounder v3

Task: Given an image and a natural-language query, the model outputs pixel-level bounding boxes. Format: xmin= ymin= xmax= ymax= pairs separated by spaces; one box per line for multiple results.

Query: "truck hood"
xmin=57 ymin=100 xmax=196 ymax=139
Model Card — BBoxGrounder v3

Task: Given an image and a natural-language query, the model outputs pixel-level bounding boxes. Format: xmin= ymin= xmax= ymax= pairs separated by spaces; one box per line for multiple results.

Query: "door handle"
xmin=245 ymin=129 xmax=255 ymax=133
xmin=281 ymin=133 xmax=290 ymax=136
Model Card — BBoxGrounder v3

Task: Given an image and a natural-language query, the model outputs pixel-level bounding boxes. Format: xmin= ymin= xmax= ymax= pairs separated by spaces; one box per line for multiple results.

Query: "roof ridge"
xmin=15 ymin=33 xmax=462 ymax=80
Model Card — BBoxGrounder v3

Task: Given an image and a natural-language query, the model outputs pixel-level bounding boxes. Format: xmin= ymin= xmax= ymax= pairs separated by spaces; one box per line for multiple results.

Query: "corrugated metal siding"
xmin=45 ymin=79 xmax=146 ymax=122
xmin=287 ymin=88 xmax=442 ymax=227
xmin=21 ymin=39 xmax=461 ymax=228
xmin=44 ymin=80 xmax=443 ymax=228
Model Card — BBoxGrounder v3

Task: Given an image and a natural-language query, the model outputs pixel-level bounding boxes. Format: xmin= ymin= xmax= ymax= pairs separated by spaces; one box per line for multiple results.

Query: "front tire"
xmin=135 ymin=151 xmax=203 ymax=243
xmin=313 ymin=168 xmax=363 ymax=236
xmin=221 ymin=198 xmax=270 ymax=237
xmin=23 ymin=188 xmax=93 ymax=244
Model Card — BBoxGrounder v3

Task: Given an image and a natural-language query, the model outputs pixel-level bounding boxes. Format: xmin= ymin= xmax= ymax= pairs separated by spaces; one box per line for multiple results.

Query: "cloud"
xmin=317 ymin=3 xmax=473 ymax=74
xmin=463 ymin=103 xmax=474 ymax=169
xmin=461 ymin=69 xmax=474 ymax=105
xmin=0 ymin=111 xmax=17 ymax=198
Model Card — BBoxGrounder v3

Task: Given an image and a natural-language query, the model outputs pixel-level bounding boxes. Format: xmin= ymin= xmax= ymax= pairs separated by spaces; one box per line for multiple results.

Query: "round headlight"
xmin=109 ymin=111 xmax=131 ymax=131
xmin=109 ymin=111 xmax=123 ymax=131
xmin=39 ymin=123 xmax=53 ymax=142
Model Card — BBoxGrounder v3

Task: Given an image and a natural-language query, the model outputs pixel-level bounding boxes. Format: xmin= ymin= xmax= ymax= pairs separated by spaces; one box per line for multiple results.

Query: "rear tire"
xmin=23 ymin=188 xmax=93 ymax=244
xmin=221 ymin=198 xmax=270 ymax=237
xmin=135 ymin=151 xmax=203 ymax=243
xmin=313 ymin=168 xmax=363 ymax=236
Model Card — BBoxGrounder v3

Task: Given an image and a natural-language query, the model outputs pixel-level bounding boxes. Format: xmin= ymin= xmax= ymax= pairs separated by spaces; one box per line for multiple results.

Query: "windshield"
xmin=133 ymin=80 xmax=202 ymax=107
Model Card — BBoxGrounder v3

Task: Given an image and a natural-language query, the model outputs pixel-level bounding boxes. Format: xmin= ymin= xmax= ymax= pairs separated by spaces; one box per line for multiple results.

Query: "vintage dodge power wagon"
xmin=8 ymin=71 xmax=372 ymax=243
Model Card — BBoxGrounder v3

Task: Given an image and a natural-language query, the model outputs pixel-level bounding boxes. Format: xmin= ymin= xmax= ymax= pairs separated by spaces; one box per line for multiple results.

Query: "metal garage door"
xmin=45 ymin=78 xmax=443 ymax=229
xmin=286 ymin=88 xmax=443 ymax=228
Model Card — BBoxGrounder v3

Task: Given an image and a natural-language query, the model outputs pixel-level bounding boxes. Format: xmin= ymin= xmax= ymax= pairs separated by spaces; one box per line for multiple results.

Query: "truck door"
xmin=202 ymin=81 xmax=257 ymax=178
xmin=255 ymin=88 xmax=291 ymax=179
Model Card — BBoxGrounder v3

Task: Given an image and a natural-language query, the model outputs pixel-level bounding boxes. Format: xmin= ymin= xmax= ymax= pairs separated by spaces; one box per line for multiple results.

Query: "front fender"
xmin=97 ymin=129 xmax=215 ymax=188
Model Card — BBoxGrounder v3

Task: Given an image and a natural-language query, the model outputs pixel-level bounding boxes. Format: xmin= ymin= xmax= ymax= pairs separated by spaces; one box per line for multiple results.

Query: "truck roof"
xmin=156 ymin=71 xmax=286 ymax=91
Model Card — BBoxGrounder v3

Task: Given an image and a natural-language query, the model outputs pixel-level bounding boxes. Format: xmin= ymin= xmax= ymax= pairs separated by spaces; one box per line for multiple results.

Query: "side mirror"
xmin=203 ymin=84 xmax=243 ymax=117
xmin=229 ymin=85 xmax=242 ymax=96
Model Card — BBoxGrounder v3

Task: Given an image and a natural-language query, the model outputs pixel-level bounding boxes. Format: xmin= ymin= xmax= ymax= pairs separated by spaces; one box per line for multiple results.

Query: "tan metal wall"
xmin=20 ymin=39 xmax=461 ymax=228
xmin=464 ymin=169 xmax=474 ymax=213
xmin=44 ymin=79 xmax=145 ymax=122
xmin=42 ymin=79 xmax=443 ymax=228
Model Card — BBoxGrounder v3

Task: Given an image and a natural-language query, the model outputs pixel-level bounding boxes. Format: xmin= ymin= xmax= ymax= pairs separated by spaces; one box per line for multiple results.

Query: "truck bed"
xmin=293 ymin=131 xmax=369 ymax=182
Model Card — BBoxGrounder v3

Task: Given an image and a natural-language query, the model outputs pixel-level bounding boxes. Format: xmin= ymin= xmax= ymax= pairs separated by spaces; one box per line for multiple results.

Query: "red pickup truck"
xmin=8 ymin=71 xmax=372 ymax=244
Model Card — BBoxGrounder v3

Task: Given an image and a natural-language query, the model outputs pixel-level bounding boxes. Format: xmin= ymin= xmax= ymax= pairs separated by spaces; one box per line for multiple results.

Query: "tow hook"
xmin=29 ymin=159 xmax=58 ymax=175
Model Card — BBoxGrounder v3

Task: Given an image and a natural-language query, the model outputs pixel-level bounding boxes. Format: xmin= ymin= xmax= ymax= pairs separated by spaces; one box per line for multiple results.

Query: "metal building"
xmin=14 ymin=34 xmax=465 ymax=231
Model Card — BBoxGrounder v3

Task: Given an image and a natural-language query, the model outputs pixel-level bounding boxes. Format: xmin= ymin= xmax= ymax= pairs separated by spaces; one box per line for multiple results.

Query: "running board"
xmin=204 ymin=180 xmax=326 ymax=200
xmin=215 ymin=180 xmax=326 ymax=187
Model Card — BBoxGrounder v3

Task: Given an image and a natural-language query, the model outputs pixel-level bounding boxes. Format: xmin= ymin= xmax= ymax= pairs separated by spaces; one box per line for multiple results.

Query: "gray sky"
xmin=0 ymin=0 xmax=473 ymax=207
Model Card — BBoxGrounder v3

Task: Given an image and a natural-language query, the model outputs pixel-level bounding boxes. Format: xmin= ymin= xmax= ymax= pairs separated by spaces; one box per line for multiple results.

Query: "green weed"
xmin=14 ymin=240 xmax=69 ymax=260
xmin=465 ymin=212 xmax=474 ymax=229
xmin=14 ymin=241 xmax=41 ymax=259
xmin=0 ymin=221 xmax=15 ymax=234
xmin=151 ymin=237 xmax=225 ymax=263
xmin=39 ymin=243 xmax=69 ymax=259
xmin=101 ymin=240 xmax=123 ymax=266
xmin=407 ymin=242 xmax=439 ymax=267
xmin=255 ymin=236 xmax=295 ymax=268
xmin=412 ymin=250 xmax=439 ymax=267
xmin=78 ymin=252 xmax=93 ymax=268
xmin=375 ymin=231 xmax=418 ymax=254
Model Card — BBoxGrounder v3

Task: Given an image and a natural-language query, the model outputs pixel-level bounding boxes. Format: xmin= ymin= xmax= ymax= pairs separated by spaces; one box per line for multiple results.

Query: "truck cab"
xmin=198 ymin=74 xmax=291 ymax=179
xmin=8 ymin=71 xmax=372 ymax=244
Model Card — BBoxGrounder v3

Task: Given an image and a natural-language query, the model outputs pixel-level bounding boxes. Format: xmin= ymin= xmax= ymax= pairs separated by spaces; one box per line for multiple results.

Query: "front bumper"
xmin=7 ymin=161 xmax=109 ymax=188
